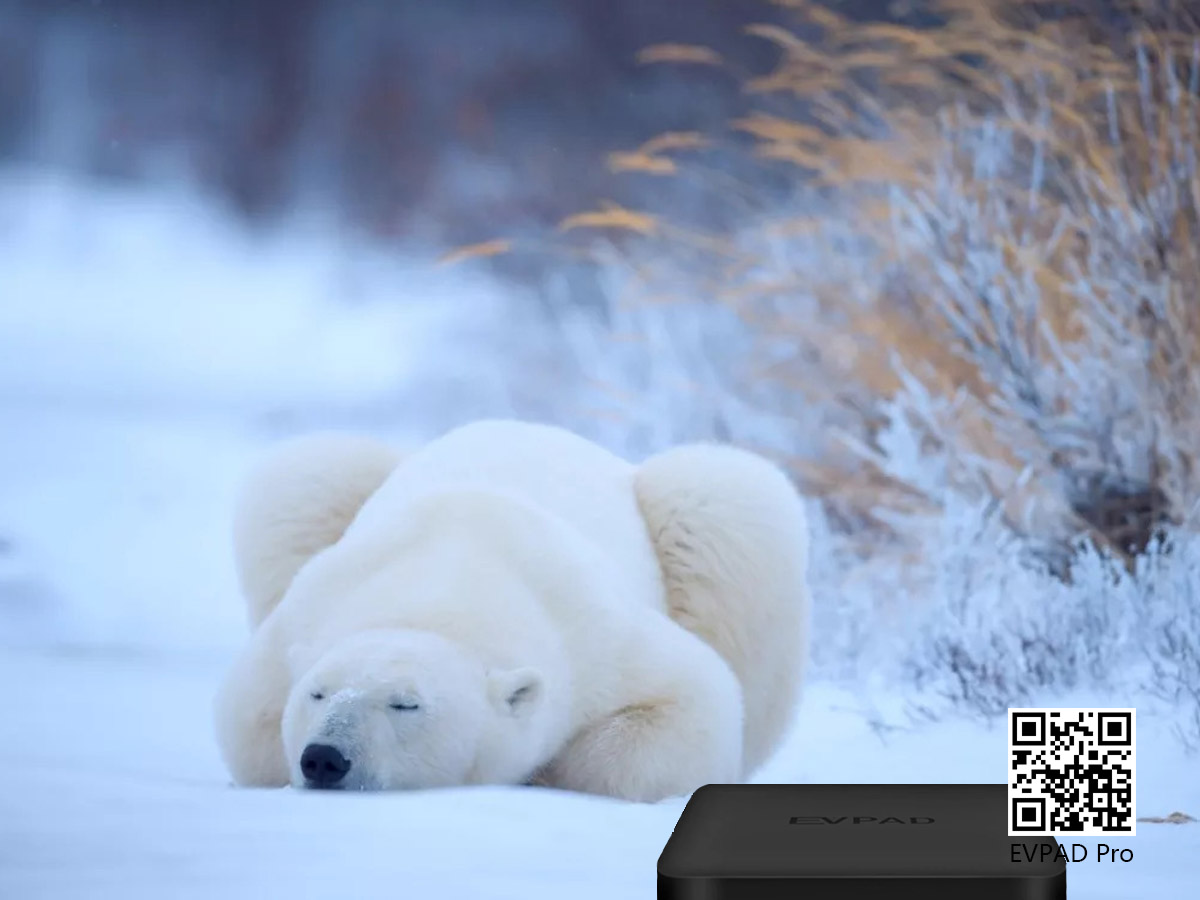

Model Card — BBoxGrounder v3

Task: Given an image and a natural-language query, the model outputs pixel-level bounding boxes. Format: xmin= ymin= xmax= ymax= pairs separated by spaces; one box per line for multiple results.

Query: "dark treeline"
xmin=0 ymin=0 xmax=921 ymax=243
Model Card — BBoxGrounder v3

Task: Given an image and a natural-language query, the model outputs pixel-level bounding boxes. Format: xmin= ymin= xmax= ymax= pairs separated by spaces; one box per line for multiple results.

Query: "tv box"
xmin=659 ymin=783 xmax=1066 ymax=899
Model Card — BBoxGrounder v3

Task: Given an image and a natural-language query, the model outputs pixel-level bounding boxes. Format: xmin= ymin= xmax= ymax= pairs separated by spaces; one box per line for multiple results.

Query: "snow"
xmin=3 ymin=649 xmax=1197 ymax=899
xmin=2 ymin=170 xmax=1197 ymax=898
xmin=0 ymin=169 xmax=421 ymax=411
xmin=0 ymin=168 xmax=517 ymax=649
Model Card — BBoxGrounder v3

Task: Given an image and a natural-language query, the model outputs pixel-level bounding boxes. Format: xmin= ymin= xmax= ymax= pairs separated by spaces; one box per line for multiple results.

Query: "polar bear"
xmin=213 ymin=420 xmax=810 ymax=802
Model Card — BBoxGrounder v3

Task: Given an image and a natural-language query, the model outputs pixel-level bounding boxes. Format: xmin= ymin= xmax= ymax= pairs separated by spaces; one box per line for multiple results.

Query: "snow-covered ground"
xmin=4 ymin=647 xmax=1197 ymax=899
xmin=1 ymin=170 xmax=1196 ymax=898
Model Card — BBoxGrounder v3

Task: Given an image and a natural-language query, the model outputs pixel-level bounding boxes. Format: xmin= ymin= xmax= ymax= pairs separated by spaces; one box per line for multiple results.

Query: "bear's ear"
xmin=487 ymin=667 xmax=543 ymax=718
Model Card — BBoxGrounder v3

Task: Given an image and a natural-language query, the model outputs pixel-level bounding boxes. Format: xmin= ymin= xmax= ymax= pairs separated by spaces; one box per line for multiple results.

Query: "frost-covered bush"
xmin=405 ymin=256 xmax=811 ymax=461
xmin=490 ymin=0 xmax=1200 ymax=739
xmin=1132 ymin=533 xmax=1200 ymax=749
xmin=714 ymin=1 xmax=1200 ymax=569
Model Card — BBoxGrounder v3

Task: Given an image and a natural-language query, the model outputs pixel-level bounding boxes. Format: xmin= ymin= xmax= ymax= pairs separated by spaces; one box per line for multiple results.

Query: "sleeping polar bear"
xmin=213 ymin=419 xmax=810 ymax=802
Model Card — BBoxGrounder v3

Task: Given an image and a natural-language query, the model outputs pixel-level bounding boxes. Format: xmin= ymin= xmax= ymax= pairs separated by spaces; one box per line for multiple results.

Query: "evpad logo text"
xmin=790 ymin=816 xmax=936 ymax=825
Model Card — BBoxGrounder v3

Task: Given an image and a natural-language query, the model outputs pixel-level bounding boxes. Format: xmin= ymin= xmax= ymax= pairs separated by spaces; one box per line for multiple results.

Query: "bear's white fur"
xmin=213 ymin=420 xmax=810 ymax=802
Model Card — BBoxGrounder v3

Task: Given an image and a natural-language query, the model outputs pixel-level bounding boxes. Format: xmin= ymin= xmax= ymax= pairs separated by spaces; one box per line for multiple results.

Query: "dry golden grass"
xmin=447 ymin=0 xmax=1200 ymax=565
xmin=605 ymin=131 xmax=712 ymax=176
xmin=603 ymin=0 xmax=1200 ymax=564
xmin=605 ymin=152 xmax=679 ymax=176
xmin=558 ymin=202 xmax=660 ymax=236
xmin=437 ymin=239 xmax=513 ymax=266
xmin=635 ymin=43 xmax=725 ymax=66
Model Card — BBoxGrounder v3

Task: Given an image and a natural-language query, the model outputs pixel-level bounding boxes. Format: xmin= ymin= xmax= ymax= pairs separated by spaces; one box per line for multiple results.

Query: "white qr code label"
xmin=1008 ymin=707 xmax=1136 ymax=837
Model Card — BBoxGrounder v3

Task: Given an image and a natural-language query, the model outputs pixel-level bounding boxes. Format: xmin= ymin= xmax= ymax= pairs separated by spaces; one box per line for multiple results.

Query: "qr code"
xmin=1008 ymin=708 xmax=1136 ymax=837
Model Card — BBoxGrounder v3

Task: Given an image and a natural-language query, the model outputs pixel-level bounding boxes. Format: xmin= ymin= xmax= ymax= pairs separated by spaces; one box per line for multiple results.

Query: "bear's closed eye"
xmin=389 ymin=702 xmax=420 ymax=711
xmin=310 ymin=691 xmax=325 ymax=701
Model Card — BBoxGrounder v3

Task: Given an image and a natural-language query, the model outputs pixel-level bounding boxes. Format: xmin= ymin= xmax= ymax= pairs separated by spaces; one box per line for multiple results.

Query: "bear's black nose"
xmin=300 ymin=743 xmax=351 ymax=788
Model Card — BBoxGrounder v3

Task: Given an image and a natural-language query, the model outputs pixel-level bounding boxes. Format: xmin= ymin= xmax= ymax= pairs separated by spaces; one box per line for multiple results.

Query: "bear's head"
xmin=281 ymin=629 xmax=545 ymax=791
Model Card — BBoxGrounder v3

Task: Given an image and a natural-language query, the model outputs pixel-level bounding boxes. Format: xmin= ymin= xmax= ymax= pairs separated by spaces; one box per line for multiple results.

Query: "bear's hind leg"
xmin=538 ymin=621 xmax=744 ymax=803
xmin=233 ymin=433 xmax=401 ymax=628
xmin=634 ymin=443 xmax=810 ymax=777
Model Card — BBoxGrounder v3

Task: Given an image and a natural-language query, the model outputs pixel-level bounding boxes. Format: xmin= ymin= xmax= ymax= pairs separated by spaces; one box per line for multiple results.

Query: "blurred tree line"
xmin=0 ymin=0 xmax=913 ymax=245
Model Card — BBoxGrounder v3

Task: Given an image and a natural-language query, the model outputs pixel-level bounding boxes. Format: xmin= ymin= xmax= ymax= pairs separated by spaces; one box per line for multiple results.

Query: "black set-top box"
xmin=659 ymin=783 xmax=1066 ymax=899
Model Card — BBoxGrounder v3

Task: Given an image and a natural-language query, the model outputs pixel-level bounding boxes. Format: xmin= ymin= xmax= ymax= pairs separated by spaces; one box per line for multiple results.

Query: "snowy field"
xmin=4 ymin=647 xmax=1197 ymax=899
xmin=1 ymin=171 xmax=1196 ymax=897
